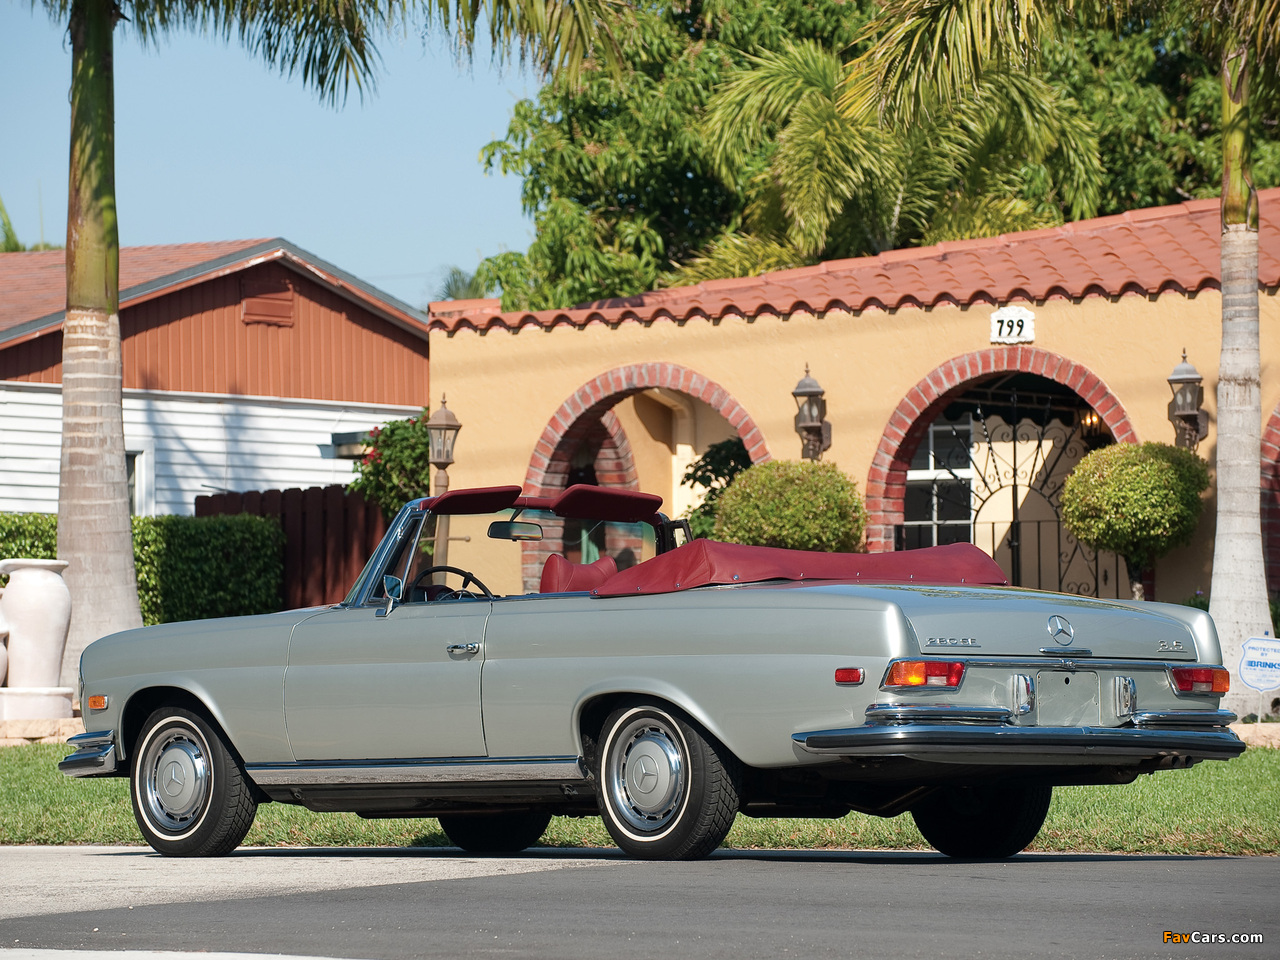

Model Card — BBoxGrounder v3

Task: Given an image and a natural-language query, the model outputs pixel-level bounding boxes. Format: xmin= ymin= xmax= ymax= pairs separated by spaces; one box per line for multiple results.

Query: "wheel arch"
xmin=574 ymin=682 xmax=740 ymax=766
xmin=121 ymin=685 xmax=238 ymax=766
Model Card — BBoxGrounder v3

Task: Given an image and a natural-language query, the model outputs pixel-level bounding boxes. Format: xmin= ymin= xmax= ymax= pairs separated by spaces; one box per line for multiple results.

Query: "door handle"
xmin=446 ymin=642 xmax=480 ymax=656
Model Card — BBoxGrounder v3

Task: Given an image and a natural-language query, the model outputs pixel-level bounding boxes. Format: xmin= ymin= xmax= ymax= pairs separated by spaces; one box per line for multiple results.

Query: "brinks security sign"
xmin=1239 ymin=637 xmax=1280 ymax=692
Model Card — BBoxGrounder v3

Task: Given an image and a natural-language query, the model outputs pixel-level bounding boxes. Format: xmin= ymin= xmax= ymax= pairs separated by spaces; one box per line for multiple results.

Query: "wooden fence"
xmin=195 ymin=485 xmax=388 ymax=609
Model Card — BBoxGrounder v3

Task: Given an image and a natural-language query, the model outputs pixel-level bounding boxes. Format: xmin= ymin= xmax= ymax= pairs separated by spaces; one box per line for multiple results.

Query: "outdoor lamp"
xmin=1166 ymin=350 xmax=1208 ymax=450
xmin=792 ymin=365 xmax=832 ymax=461
xmin=426 ymin=397 xmax=462 ymax=471
xmin=426 ymin=397 xmax=462 ymax=568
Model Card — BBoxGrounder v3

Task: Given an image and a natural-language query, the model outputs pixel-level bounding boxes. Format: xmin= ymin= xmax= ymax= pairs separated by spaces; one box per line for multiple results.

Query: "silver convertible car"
xmin=62 ymin=483 xmax=1244 ymax=860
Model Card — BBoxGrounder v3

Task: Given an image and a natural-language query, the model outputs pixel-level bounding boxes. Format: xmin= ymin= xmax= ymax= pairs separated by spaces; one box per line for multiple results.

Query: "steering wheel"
xmin=408 ymin=565 xmax=494 ymax=602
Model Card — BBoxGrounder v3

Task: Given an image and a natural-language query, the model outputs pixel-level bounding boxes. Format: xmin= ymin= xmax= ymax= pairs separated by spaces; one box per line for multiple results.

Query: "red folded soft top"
xmin=592 ymin=539 xmax=1008 ymax=597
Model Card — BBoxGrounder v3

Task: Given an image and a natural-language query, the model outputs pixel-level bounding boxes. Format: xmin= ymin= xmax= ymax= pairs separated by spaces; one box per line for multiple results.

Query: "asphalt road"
xmin=0 ymin=846 xmax=1274 ymax=960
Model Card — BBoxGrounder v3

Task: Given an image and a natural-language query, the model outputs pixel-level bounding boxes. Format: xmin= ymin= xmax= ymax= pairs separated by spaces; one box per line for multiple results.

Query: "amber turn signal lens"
xmin=1170 ymin=666 xmax=1230 ymax=694
xmin=885 ymin=660 xmax=965 ymax=688
xmin=834 ymin=667 xmax=865 ymax=685
xmin=86 ymin=695 xmax=108 ymax=710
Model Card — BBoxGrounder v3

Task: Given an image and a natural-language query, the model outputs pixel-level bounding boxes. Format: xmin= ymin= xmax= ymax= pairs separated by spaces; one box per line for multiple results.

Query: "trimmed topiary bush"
xmin=713 ymin=460 xmax=866 ymax=552
xmin=1060 ymin=442 xmax=1209 ymax=600
xmin=0 ymin=512 xmax=283 ymax=625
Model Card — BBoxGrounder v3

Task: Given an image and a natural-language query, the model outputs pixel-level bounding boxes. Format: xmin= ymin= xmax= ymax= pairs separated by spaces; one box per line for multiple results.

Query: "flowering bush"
xmin=347 ymin=408 xmax=434 ymax=519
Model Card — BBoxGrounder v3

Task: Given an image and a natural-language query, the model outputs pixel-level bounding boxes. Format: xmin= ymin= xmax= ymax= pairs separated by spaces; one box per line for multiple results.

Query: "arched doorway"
xmin=521 ymin=363 xmax=769 ymax=591
xmin=867 ymin=348 xmax=1139 ymax=597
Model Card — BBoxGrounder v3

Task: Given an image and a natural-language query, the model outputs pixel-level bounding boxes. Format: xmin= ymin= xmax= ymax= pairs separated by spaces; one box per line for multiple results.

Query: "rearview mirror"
xmin=488 ymin=520 xmax=543 ymax=542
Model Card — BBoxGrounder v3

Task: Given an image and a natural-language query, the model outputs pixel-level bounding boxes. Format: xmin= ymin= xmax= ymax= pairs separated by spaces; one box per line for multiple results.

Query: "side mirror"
xmin=377 ymin=575 xmax=403 ymax=617
xmin=488 ymin=520 xmax=544 ymax=542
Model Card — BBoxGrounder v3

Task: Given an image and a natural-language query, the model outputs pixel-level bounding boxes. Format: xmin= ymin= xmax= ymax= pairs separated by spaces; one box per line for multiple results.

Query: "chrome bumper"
xmin=58 ymin=730 xmax=119 ymax=778
xmin=794 ymin=711 xmax=1245 ymax=765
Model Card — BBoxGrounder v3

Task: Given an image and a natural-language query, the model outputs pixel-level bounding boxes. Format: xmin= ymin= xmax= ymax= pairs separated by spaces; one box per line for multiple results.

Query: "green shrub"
xmin=0 ymin=512 xmax=283 ymax=625
xmin=680 ymin=437 xmax=753 ymax=539
xmin=347 ymin=408 xmax=434 ymax=519
xmin=1061 ymin=442 xmax=1209 ymax=600
xmin=713 ymin=460 xmax=867 ymax=552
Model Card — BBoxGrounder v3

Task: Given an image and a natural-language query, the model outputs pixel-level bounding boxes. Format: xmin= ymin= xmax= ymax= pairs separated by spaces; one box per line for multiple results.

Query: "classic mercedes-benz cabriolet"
xmin=62 ymin=484 xmax=1244 ymax=860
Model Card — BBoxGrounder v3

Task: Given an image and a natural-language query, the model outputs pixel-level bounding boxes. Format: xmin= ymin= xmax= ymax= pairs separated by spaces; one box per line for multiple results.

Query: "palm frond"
xmin=665 ymin=232 xmax=811 ymax=285
xmin=704 ymin=40 xmax=843 ymax=182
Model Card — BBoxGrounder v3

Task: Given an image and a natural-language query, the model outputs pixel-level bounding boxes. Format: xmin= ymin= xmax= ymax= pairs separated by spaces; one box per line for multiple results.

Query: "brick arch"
xmin=1263 ymin=403 xmax=1280 ymax=594
xmin=524 ymin=363 xmax=770 ymax=498
xmin=864 ymin=348 xmax=1139 ymax=552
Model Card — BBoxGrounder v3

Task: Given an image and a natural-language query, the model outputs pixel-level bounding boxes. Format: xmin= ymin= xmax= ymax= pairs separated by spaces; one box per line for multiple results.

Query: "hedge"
xmin=713 ymin=460 xmax=867 ymax=552
xmin=0 ymin=512 xmax=284 ymax=625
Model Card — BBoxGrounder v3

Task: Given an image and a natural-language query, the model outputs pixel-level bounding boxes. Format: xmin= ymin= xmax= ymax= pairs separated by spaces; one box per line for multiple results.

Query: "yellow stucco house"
xmin=426 ymin=192 xmax=1280 ymax=603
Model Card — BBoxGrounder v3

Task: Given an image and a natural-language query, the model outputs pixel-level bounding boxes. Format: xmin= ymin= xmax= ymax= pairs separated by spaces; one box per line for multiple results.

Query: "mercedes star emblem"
xmin=1047 ymin=615 xmax=1075 ymax=645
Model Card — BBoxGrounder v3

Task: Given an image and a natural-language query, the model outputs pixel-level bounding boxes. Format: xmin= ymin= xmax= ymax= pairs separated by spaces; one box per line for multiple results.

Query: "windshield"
xmin=356 ymin=506 xmax=658 ymax=602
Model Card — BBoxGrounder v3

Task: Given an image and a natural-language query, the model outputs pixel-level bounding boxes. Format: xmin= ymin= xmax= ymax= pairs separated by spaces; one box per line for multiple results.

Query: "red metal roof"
xmin=0 ymin=238 xmax=430 ymax=348
xmin=0 ymin=240 xmax=269 ymax=336
xmin=427 ymin=190 xmax=1280 ymax=334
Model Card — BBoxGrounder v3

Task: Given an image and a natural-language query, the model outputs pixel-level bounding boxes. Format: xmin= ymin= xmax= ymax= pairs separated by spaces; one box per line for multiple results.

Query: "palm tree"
xmin=674 ymin=39 xmax=1101 ymax=282
xmin=845 ymin=0 xmax=1277 ymax=715
xmin=40 ymin=0 xmax=620 ymax=686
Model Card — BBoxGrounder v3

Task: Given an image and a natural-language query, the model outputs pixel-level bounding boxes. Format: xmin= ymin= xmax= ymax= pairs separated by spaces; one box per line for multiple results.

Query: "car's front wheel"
xmin=437 ymin=810 xmax=553 ymax=853
xmin=131 ymin=707 xmax=257 ymax=857
xmin=595 ymin=702 xmax=741 ymax=860
xmin=911 ymin=782 xmax=1052 ymax=859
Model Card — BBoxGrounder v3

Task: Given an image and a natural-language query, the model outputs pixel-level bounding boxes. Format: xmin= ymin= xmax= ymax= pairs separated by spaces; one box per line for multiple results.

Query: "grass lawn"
xmin=2 ymin=742 xmax=1276 ymax=855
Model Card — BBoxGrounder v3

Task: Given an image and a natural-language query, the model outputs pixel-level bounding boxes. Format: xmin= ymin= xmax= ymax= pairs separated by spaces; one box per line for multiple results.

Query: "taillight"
xmin=834 ymin=667 xmax=865 ymax=685
xmin=885 ymin=660 xmax=965 ymax=688
xmin=1170 ymin=666 xmax=1230 ymax=694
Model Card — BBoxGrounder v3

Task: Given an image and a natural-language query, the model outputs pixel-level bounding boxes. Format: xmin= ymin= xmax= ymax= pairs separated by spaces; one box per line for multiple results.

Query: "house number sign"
xmin=990 ymin=305 xmax=1035 ymax=344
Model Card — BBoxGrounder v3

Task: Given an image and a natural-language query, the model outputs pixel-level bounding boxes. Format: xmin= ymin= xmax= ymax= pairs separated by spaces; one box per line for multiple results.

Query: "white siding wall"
xmin=0 ymin=381 xmax=419 ymax=516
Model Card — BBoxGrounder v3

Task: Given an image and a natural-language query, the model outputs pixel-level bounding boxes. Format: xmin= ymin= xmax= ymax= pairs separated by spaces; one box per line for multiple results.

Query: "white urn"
xmin=0 ymin=559 xmax=74 ymax=718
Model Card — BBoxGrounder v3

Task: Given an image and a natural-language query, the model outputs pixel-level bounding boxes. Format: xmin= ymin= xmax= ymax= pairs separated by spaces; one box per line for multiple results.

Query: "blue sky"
xmin=1 ymin=5 xmax=539 ymax=307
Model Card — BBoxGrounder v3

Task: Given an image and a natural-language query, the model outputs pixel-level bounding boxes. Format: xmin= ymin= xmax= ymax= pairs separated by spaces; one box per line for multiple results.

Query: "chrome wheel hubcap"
xmin=142 ymin=728 xmax=210 ymax=833
xmin=607 ymin=717 xmax=685 ymax=834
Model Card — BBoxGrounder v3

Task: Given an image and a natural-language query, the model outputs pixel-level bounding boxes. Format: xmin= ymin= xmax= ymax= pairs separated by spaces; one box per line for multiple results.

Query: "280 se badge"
xmin=61 ymin=484 xmax=1244 ymax=861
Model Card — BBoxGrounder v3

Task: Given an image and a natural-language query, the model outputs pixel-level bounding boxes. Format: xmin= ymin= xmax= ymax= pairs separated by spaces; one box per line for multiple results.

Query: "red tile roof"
xmin=0 ymin=238 xmax=429 ymax=348
xmin=427 ymin=190 xmax=1280 ymax=334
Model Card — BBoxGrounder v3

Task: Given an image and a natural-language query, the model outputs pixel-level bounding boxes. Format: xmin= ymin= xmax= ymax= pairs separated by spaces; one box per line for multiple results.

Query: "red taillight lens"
xmin=885 ymin=660 xmax=965 ymax=688
xmin=834 ymin=667 xmax=865 ymax=685
xmin=1170 ymin=666 xmax=1230 ymax=694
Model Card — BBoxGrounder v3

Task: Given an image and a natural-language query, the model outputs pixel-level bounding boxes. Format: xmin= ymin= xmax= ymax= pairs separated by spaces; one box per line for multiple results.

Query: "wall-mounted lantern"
xmin=792 ymin=366 xmax=832 ymax=461
xmin=1167 ymin=350 xmax=1208 ymax=450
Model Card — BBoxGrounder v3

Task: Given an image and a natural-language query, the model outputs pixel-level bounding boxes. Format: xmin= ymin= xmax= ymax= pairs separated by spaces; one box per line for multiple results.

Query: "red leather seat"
xmin=539 ymin=554 xmax=618 ymax=593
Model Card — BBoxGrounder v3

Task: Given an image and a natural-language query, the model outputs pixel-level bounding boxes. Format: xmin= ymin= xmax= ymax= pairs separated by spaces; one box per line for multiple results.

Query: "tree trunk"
xmin=1209 ymin=43 xmax=1271 ymax=718
xmin=57 ymin=0 xmax=142 ymax=687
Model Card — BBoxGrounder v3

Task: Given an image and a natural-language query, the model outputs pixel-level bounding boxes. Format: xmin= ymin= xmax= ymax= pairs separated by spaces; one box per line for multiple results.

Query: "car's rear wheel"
xmin=131 ymin=707 xmax=257 ymax=857
xmin=595 ymin=702 xmax=741 ymax=861
xmin=437 ymin=810 xmax=553 ymax=853
xmin=911 ymin=782 xmax=1052 ymax=859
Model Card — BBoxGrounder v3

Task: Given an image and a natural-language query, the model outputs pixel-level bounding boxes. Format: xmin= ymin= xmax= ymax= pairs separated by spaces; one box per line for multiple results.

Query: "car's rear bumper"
xmin=59 ymin=730 xmax=118 ymax=778
xmin=793 ymin=713 xmax=1245 ymax=765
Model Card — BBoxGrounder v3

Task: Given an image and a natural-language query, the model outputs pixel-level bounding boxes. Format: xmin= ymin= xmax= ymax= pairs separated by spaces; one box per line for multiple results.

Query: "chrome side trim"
xmin=865 ymin=703 xmax=1012 ymax=725
xmin=58 ymin=730 xmax=118 ymax=778
xmin=245 ymin=756 xmax=587 ymax=786
xmin=1131 ymin=709 xmax=1236 ymax=728
xmin=792 ymin=724 xmax=1246 ymax=763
